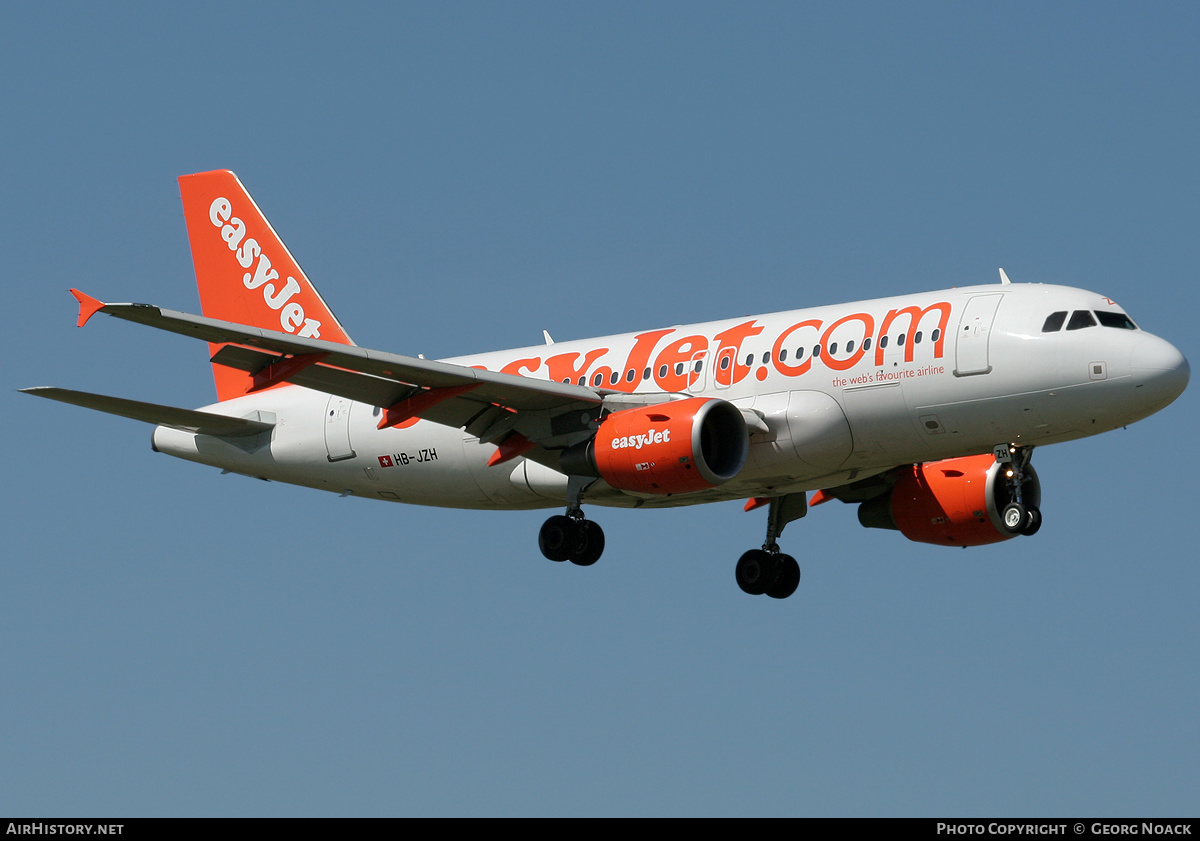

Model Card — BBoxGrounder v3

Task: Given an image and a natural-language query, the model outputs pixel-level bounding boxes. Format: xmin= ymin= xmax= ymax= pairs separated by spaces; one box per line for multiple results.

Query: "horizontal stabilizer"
xmin=20 ymin=387 xmax=275 ymax=438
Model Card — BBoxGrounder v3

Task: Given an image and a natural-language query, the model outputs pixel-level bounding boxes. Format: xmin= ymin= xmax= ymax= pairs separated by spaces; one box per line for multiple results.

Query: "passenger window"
xmin=610 ymin=371 xmax=620 ymax=385
xmin=1067 ymin=310 xmax=1097 ymax=330
xmin=880 ymin=335 xmax=888 ymax=349
xmin=795 ymin=347 xmax=805 ymax=360
xmin=592 ymin=373 xmax=603 ymax=386
xmin=898 ymin=333 xmax=906 ymax=346
xmin=829 ymin=342 xmax=838 ymax=355
xmin=658 ymin=365 xmax=667 ymax=378
xmin=863 ymin=337 xmax=872 ymax=351
xmin=720 ymin=356 xmax=731 ymax=370
xmin=931 ymin=329 xmax=940 ymax=342
xmin=914 ymin=331 xmax=922 ymax=344
xmin=1095 ymin=311 xmax=1138 ymax=330
xmin=846 ymin=340 xmax=855 ymax=353
xmin=625 ymin=369 xmax=636 ymax=383
xmin=1042 ymin=311 xmax=1067 ymax=332
xmin=779 ymin=349 xmax=788 ymax=362
xmin=813 ymin=345 xmax=821 ymax=357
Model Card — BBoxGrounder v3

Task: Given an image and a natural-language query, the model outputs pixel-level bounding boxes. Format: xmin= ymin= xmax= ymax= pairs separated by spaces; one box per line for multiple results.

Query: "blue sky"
xmin=2 ymin=2 xmax=1197 ymax=816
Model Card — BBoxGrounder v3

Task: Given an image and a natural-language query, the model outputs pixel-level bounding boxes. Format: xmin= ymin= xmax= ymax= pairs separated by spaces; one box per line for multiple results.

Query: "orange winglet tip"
xmin=809 ymin=489 xmax=835 ymax=507
xmin=487 ymin=433 xmax=536 ymax=467
xmin=70 ymin=289 xmax=106 ymax=328
xmin=743 ymin=497 xmax=770 ymax=512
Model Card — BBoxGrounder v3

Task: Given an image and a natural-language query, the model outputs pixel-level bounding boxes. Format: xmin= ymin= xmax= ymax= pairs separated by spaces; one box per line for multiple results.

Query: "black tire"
xmin=736 ymin=549 xmax=776 ymax=596
xmin=570 ymin=520 xmax=605 ymax=566
xmin=539 ymin=515 xmax=580 ymax=562
xmin=1001 ymin=502 xmax=1027 ymax=535
xmin=766 ymin=554 xmax=800 ymax=600
xmin=1020 ymin=506 xmax=1042 ymax=537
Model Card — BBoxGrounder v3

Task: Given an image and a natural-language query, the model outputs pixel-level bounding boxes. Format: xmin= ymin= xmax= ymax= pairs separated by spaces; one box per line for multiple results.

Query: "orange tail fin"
xmin=178 ymin=170 xmax=354 ymax=401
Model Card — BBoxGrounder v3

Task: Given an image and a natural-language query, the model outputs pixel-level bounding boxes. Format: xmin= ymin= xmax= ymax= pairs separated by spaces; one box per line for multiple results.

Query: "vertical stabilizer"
xmin=178 ymin=170 xmax=354 ymax=401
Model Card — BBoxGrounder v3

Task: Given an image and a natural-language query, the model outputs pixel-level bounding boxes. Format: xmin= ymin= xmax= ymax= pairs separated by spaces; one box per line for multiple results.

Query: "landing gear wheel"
xmin=570 ymin=520 xmax=605 ymax=566
xmin=1001 ymin=502 xmax=1027 ymax=535
xmin=1020 ymin=506 xmax=1042 ymax=537
xmin=766 ymin=554 xmax=800 ymax=600
xmin=736 ymin=549 xmax=776 ymax=595
xmin=539 ymin=515 xmax=580 ymax=562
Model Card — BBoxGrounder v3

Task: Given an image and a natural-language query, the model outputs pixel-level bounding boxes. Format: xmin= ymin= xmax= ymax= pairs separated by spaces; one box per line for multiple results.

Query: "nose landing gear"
xmin=994 ymin=444 xmax=1042 ymax=536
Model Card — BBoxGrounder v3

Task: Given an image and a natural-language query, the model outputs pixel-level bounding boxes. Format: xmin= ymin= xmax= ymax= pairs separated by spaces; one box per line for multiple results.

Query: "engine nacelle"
xmin=858 ymin=454 xmax=1041 ymax=547
xmin=585 ymin=397 xmax=749 ymax=494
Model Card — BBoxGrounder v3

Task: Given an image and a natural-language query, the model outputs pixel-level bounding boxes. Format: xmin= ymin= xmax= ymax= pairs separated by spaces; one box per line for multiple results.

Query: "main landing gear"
xmin=538 ymin=513 xmax=605 ymax=566
xmin=735 ymin=493 xmax=807 ymax=600
xmin=994 ymin=444 xmax=1042 ymax=537
xmin=736 ymin=548 xmax=800 ymax=599
xmin=538 ymin=475 xmax=605 ymax=566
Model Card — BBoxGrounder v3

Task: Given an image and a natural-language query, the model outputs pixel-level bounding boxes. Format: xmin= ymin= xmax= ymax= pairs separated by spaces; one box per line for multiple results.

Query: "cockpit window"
xmin=1066 ymin=310 xmax=1097 ymax=331
xmin=1042 ymin=311 xmax=1067 ymax=332
xmin=1095 ymin=310 xmax=1138 ymax=330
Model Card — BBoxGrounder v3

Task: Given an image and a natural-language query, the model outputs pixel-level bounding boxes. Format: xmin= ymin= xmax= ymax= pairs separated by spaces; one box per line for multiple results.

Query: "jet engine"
xmin=857 ymin=454 xmax=1041 ymax=546
xmin=565 ymin=396 xmax=748 ymax=494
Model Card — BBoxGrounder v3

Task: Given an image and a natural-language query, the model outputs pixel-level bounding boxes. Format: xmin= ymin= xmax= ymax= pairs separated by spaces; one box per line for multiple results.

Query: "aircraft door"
xmin=713 ymin=346 xmax=737 ymax=389
xmin=323 ymin=394 xmax=356 ymax=461
xmin=955 ymin=293 xmax=1004 ymax=376
xmin=687 ymin=350 xmax=709 ymax=393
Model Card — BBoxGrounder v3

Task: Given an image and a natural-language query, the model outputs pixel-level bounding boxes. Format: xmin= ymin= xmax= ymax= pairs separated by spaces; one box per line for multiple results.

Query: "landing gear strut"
xmin=994 ymin=444 xmax=1042 ymax=536
xmin=736 ymin=493 xmax=806 ymax=599
xmin=538 ymin=476 xmax=605 ymax=567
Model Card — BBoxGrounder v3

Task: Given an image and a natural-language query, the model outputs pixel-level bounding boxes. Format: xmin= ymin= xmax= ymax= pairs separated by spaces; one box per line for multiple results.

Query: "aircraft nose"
xmin=1131 ymin=335 xmax=1189 ymax=411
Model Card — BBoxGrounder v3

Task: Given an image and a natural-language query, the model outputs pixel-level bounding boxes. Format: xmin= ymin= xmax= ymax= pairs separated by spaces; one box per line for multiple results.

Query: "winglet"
xmin=70 ymin=289 xmax=106 ymax=328
xmin=998 ymin=268 xmax=1011 ymax=285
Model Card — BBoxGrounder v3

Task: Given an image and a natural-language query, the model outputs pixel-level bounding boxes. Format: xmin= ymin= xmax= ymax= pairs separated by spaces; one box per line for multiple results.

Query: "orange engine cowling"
xmin=858 ymin=454 xmax=1041 ymax=547
xmin=589 ymin=397 xmax=748 ymax=494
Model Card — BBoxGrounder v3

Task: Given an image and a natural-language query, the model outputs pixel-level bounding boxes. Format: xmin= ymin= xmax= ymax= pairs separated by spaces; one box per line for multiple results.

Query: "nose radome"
xmin=1131 ymin=336 xmax=1189 ymax=409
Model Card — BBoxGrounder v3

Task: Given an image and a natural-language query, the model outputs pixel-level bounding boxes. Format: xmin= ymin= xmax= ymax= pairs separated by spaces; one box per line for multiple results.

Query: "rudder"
xmin=178 ymin=170 xmax=354 ymax=401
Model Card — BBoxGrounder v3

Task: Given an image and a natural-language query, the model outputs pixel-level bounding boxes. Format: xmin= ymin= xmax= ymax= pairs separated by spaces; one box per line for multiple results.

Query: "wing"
xmin=69 ymin=290 xmax=608 ymax=466
xmin=20 ymin=387 xmax=275 ymax=438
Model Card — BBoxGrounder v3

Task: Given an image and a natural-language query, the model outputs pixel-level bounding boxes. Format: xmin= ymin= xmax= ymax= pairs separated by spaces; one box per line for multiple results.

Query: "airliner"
xmin=23 ymin=170 xmax=1189 ymax=599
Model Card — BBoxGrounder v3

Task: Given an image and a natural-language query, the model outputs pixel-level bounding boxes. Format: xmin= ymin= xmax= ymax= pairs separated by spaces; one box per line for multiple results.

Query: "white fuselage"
xmin=151 ymin=282 xmax=1189 ymax=510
